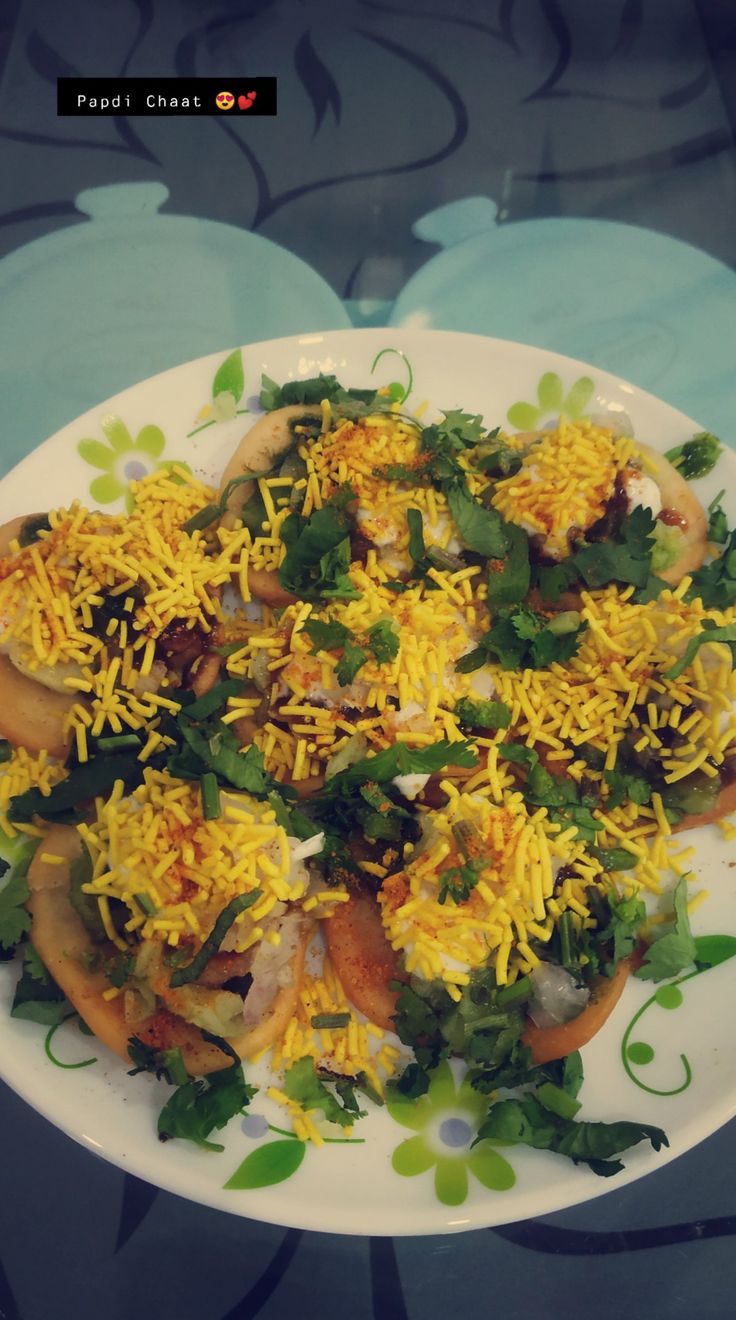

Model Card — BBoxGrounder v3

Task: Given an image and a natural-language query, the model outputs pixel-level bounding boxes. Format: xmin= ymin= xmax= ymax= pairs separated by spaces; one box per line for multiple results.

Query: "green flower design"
xmin=507 ymin=372 xmax=595 ymax=431
xmin=387 ymin=1061 xmax=515 ymax=1206
xmin=188 ymin=349 xmax=248 ymax=437
xmin=78 ymin=415 xmax=168 ymax=506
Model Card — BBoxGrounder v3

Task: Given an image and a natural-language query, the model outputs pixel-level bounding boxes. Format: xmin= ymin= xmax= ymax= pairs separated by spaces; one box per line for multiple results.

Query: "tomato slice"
xmin=522 ymin=955 xmax=632 ymax=1065
xmin=324 ymin=892 xmax=405 ymax=1032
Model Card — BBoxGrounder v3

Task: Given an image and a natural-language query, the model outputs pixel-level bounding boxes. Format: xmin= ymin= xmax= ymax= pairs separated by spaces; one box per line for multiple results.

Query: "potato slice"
xmin=0 ymin=655 xmax=73 ymax=756
xmin=0 ymin=513 xmax=46 ymax=558
xmin=219 ymin=404 xmax=321 ymax=529
xmin=246 ymin=566 xmax=297 ymax=608
xmin=27 ymin=825 xmax=311 ymax=1076
xmin=27 ymin=827 xmax=132 ymax=1058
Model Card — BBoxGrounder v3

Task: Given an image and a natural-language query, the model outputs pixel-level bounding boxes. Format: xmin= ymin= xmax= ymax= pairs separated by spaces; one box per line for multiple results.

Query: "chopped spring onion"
xmin=200 ymin=771 xmax=221 ymax=821
xmin=96 ymin=734 xmax=142 ymax=753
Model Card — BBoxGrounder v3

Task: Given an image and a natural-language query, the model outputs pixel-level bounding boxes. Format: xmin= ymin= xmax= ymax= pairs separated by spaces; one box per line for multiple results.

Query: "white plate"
xmin=1 ymin=329 xmax=735 ymax=1236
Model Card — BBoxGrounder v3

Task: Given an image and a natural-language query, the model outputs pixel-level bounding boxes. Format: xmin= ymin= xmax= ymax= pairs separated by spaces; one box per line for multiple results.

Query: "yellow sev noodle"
xmin=76 ymin=768 xmax=314 ymax=951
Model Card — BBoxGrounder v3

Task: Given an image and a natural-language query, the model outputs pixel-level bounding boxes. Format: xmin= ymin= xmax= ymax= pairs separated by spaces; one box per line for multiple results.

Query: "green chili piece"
xmin=200 ymin=772 xmax=221 ymax=821
xmin=96 ymin=734 xmax=142 ymax=753
xmin=311 ymin=1013 xmax=352 ymax=1030
xmin=169 ymin=890 xmax=262 ymax=987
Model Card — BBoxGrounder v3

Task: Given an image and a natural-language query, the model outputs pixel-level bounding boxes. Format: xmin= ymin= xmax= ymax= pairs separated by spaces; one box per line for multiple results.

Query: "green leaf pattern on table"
xmin=387 ymin=1061 xmax=515 ymax=1206
xmin=507 ymin=372 xmax=595 ymax=430
xmin=621 ymin=934 xmax=736 ymax=1096
xmin=77 ymin=415 xmax=188 ymax=509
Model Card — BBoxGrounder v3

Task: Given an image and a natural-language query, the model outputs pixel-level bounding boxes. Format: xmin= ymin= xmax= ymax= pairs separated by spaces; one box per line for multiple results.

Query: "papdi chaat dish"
xmin=0 ymin=373 xmax=733 ymax=1175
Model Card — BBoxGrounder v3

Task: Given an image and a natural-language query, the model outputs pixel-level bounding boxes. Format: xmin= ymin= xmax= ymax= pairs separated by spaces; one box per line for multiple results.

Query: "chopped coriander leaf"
xmin=367 ymin=617 xmax=399 ymax=664
xmin=377 ymin=460 xmax=423 ymax=483
xmin=537 ymin=558 xmax=579 ymax=603
xmin=486 ymin=522 xmax=531 ymax=609
xmin=573 ymin=506 xmax=656 ymax=590
xmin=406 ymin=507 xmax=430 ymax=577
xmin=9 ymin=751 xmax=146 ymax=824
xmin=438 ymin=860 xmax=482 ymax=905
xmin=562 ymin=1051 xmax=584 ymax=1099
xmin=127 ymin=1037 xmax=189 ymax=1086
xmin=390 ymin=970 xmax=543 ymax=1096
xmin=335 ymin=638 xmax=368 ymax=686
xmin=435 ymin=408 xmax=486 ymax=447
xmin=0 ymin=853 xmax=32 ymax=952
xmin=169 ymin=891 xmax=262 ymax=987
xmin=105 ymin=951 xmax=135 ymax=986
xmin=279 ymin=485 xmax=361 ymax=601
xmin=457 ymin=605 xmax=585 ymax=673
xmin=686 ymin=529 xmax=736 ymax=609
xmin=284 ymin=1055 xmax=362 ymax=1127
xmin=707 ymin=491 xmax=729 ymax=544
xmin=182 ymin=679 xmax=242 ymax=722
xmin=157 ymin=1039 xmax=255 ymax=1151
xmin=303 ymin=614 xmax=396 ymax=685
xmin=302 ymin=617 xmax=352 ymax=652
xmin=170 ymin=721 xmax=294 ymax=801
xmin=213 ymin=640 xmax=250 ymax=657
xmin=664 ymin=431 xmax=722 ymax=480
xmin=477 ymin=1094 xmax=667 ymax=1176
xmin=11 ymin=944 xmax=69 ymax=1025
xmin=348 ymin=1071 xmax=385 ymax=1108
xmin=445 ymin=482 xmax=507 ymax=557
xmin=316 ymin=1065 xmax=384 ymax=1109
xmin=392 ymin=1061 xmax=430 ymax=1098
xmin=357 ymin=782 xmax=411 ymax=841
xmin=129 ymin=1040 xmax=188 ymax=1082
xmin=633 ymin=574 xmax=670 ymax=604
xmin=454 ymin=697 xmax=512 ymax=730
xmin=603 ymin=767 xmax=651 ymax=810
xmin=590 ymin=845 xmax=638 ymax=872
xmin=635 ymin=875 xmax=696 ymax=982
xmin=498 ymin=743 xmax=600 ymax=838
xmin=601 ymin=890 xmax=646 ymax=966
xmin=664 ymin=620 xmax=736 ymax=680
xmin=259 ymin=372 xmax=381 ymax=415
xmin=320 ymin=739 xmax=477 ymax=794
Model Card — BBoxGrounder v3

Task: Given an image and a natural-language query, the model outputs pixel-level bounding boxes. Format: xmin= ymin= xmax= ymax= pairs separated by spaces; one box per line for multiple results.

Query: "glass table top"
xmin=1 ymin=2 xmax=735 ymax=1316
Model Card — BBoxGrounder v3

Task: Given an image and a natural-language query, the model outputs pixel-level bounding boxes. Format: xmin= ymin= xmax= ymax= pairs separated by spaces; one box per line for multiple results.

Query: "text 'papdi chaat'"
xmin=0 ymin=371 xmax=733 ymax=1175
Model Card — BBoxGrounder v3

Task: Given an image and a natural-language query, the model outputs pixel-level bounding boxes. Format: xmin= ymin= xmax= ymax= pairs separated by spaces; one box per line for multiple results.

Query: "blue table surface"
xmin=1 ymin=2 xmax=736 ymax=1317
